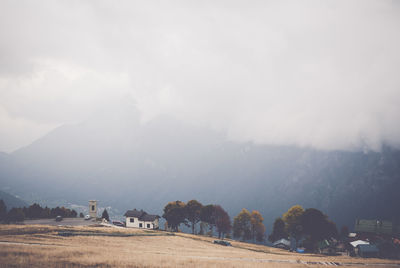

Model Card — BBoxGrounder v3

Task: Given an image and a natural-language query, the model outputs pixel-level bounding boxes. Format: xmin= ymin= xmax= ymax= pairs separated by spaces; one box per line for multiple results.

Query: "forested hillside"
xmin=1 ymin=106 xmax=399 ymax=230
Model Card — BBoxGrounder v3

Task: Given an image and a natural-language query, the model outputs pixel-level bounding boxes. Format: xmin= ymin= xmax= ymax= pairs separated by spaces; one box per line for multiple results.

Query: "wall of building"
xmin=89 ymin=200 xmax=97 ymax=218
xmin=125 ymin=217 xmax=158 ymax=229
xmin=126 ymin=217 xmax=140 ymax=228
xmin=152 ymin=218 xmax=159 ymax=229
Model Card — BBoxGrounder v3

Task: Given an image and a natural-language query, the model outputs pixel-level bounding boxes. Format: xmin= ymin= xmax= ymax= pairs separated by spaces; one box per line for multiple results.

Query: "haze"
xmin=1 ymin=0 xmax=400 ymax=152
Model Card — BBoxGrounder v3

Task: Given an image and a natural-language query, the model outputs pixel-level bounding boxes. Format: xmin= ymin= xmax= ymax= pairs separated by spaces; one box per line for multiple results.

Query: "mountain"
xmin=1 ymin=101 xmax=399 ymax=231
xmin=0 ymin=190 xmax=28 ymax=210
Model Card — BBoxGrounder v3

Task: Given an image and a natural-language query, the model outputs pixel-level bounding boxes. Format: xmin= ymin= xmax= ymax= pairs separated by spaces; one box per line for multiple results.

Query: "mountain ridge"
xmin=1 ymin=108 xmax=399 ymax=232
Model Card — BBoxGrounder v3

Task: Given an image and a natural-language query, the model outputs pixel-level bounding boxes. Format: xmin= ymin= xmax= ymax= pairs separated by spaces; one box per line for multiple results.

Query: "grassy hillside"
xmin=1 ymin=225 xmax=400 ymax=267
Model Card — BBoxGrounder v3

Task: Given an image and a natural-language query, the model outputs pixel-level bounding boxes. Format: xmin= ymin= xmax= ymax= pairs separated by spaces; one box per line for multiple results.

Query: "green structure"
xmin=354 ymin=219 xmax=400 ymax=235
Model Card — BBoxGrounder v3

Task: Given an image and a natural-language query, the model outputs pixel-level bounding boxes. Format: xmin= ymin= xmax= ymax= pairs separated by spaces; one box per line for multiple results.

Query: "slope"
xmin=0 ymin=101 xmax=399 ymax=231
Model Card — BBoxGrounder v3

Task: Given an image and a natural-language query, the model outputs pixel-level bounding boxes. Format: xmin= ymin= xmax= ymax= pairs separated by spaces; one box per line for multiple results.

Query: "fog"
xmin=1 ymin=0 xmax=400 ymax=152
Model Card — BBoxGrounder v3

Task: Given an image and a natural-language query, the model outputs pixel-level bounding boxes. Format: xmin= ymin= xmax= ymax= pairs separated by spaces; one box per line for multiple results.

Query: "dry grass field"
xmin=1 ymin=225 xmax=400 ymax=267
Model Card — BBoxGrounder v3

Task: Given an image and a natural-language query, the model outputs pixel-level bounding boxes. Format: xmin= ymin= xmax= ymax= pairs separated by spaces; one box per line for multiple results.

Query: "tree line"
xmin=0 ymin=200 xmax=78 ymax=223
xmin=1 ymin=198 xmax=337 ymax=250
xmin=162 ymin=200 xmax=267 ymax=242
xmin=162 ymin=200 xmax=232 ymax=238
xmin=162 ymin=201 xmax=337 ymax=248
xmin=269 ymin=205 xmax=338 ymax=251
xmin=233 ymin=208 xmax=266 ymax=242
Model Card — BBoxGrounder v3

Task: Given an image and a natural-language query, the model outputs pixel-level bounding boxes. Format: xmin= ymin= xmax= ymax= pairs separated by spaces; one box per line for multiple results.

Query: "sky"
xmin=0 ymin=0 xmax=400 ymax=153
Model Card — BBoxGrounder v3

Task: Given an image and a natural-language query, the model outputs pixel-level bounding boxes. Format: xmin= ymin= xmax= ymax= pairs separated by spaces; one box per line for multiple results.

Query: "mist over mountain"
xmin=1 ymin=101 xmax=399 ymax=231
xmin=0 ymin=190 xmax=27 ymax=210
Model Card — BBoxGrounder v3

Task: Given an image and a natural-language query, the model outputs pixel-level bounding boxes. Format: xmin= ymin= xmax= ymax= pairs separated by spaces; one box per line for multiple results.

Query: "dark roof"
xmin=140 ymin=213 xmax=159 ymax=221
xmin=124 ymin=209 xmax=160 ymax=221
xmin=124 ymin=209 xmax=143 ymax=218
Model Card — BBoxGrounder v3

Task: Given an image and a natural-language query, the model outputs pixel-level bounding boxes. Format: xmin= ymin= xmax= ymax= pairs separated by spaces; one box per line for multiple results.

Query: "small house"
xmin=354 ymin=219 xmax=399 ymax=236
xmin=124 ymin=209 xmax=160 ymax=229
xmin=357 ymin=244 xmax=379 ymax=258
xmin=273 ymin=238 xmax=290 ymax=249
xmin=350 ymin=240 xmax=369 ymax=248
xmin=348 ymin=233 xmax=357 ymax=238
xmin=318 ymin=239 xmax=337 ymax=255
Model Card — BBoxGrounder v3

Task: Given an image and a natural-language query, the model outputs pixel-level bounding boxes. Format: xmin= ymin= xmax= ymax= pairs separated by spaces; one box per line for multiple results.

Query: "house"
xmin=350 ymin=240 xmax=369 ymax=248
xmin=357 ymin=244 xmax=379 ymax=258
xmin=354 ymin=219 xmax=399 ymax=236
xmin=318 ymin=239 xmax=337 ymax=255
xmin=349 ymin=240 xmax=370 ymax=257
xmin=348 ymin=232 xmax=357 ymax=238
xmin=272 ymin=238 xmax=290 ymax=249
xmin=124 ymin=209 xmax=160 ymax=229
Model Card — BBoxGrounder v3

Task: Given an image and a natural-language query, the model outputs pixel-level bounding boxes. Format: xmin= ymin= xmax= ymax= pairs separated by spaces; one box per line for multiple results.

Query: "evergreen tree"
xmin=25 ymin=203 xmax=42 ymax=219
xmin=42 ymin=206 xmax=51 ymax=218
xmin=102 ymin=209 xmax=110 ymax=221
xmin=0 ymin=200 xmax=7 ymax=222
xmin=71 ymin=209 xmax=78 ymax=218
xmin=7 ymin=208 xmax=25 ymax=223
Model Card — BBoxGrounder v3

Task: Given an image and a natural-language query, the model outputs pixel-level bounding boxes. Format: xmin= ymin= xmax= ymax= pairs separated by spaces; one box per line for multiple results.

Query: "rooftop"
xmin=124 ymin=209 xmax=160 ymax=222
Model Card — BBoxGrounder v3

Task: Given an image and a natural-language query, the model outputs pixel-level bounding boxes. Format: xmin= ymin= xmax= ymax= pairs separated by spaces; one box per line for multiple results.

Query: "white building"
xmin=124 ymin=209 xmax=160 ymax=229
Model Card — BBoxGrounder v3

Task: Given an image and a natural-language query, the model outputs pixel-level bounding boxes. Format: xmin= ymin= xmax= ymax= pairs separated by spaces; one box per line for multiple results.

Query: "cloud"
xmin=0 ymin=0 xmax=399 ymax=152
xmin=0 ymin=105 xmax=57 ymax=152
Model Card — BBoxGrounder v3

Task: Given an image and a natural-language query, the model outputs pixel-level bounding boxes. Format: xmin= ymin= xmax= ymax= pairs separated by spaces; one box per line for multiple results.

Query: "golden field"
xmin=1 ymin=225 xmax=400 ymax=267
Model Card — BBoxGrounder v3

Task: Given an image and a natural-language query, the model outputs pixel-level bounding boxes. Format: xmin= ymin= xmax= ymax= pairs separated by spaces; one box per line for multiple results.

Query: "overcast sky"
xmin=0 ymin=0 xmax=399 ymax=153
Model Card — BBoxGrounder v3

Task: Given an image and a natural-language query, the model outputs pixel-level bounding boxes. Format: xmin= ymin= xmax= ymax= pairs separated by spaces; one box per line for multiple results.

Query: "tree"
xmin=233 ymin=208 xmax=252 ymax=241
xmin=71 ymin=209 xmax=78 ymax=218
xmin=0 ymin=200 xmax=6 ymax=222
xmin=162 ymin=201 xmax=187 ymax=232
xmin=268 ymin=217 xmax=288 ymax=242
xmin=250 ymin=210 xmax=266 ymax=242
xmin=326 ymin=220 xmax=338 ymax=238
xmin=200 ymin=204 xmax=216 ymax=232
xmin=214 ymin=205 xmax=231 ymax=239
xmin=300 ymin=208 xmax=338 ymax=251
xmin=7 ymin=208 xmax=25 ymax=223
xmin=24 ymin=203 xmax=43 ymax=219
xmin=185 ymin=200 xmax=203 ymax=234
xmin=102 ymin=209 xmax=110 ymax=221
xmin=49 ymin=206 xmax=77 ymax=218
xmin=300 ymin=208 xmax=326 ymax=241
xmin=79 ymin=212 xmax=84 ymax=218
xmin=340 ymin=226 xmax=349 ymax=239
xmin=41 ymin=206 xmax=51 ymax=218
xmin=282 ymin=205 xmax=304 ymax=239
